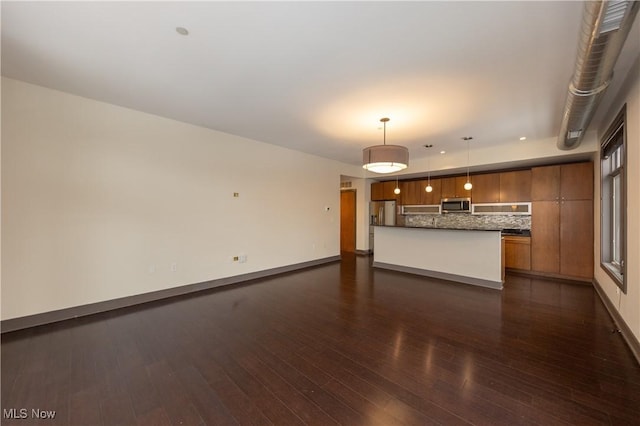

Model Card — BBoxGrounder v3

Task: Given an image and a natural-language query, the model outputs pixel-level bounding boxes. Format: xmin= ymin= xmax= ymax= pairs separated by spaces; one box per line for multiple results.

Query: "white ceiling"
xmin=2 ymin=1 xmax=638 ymax=169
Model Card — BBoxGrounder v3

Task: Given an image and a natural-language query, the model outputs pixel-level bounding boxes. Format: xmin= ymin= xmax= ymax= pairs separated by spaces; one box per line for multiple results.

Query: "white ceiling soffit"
xmin=2 ymin=1 xmax=635 ymax=168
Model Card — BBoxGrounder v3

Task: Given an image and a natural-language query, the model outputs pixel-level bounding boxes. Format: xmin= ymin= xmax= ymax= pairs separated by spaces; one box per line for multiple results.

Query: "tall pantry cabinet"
xmin=530 ymin=162 xmax=594 ymax=280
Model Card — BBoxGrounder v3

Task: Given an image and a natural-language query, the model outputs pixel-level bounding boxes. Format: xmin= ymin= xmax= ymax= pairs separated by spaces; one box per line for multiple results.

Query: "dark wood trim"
xmin=0 ymin=256 xmax=341 ymax=333
xmin=373 ymin=261 xmax=503 ymax=290
xmin=593 ymin=278 xmax=640 ymax=366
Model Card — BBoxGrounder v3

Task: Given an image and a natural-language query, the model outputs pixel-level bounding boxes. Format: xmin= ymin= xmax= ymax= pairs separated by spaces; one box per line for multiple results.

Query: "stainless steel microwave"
xmin=441 ymin=197 xmax=471 ymax=213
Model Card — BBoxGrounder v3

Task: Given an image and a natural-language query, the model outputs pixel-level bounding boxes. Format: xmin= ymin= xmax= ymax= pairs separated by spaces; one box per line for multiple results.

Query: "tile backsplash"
xmin=405 ymin=213 xmax=531 ymax=230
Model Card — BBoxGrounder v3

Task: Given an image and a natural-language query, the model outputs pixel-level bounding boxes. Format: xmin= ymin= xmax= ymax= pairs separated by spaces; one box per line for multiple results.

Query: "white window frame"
xmin=600 ymin=106 xmax=626 ymax=293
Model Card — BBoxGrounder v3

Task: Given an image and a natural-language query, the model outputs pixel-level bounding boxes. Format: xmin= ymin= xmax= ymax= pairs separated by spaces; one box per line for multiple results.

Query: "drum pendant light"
xmin=362 ymin=118 xmax=409 ymax=174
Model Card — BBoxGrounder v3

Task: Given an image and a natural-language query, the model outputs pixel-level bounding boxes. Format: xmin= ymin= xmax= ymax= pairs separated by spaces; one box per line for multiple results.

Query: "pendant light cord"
xmin=427 ymin=150 xmax=431 ymax=185
xmin=467 ymin=139 xmax=470 ymax=180
xmin=380 ymin=117 xmax=390 ymax=146
xmin=383 ymin=121 xmax=386 ymax=146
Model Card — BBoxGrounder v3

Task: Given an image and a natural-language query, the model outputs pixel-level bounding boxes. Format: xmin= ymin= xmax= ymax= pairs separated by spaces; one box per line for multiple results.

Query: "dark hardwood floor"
xmin=2 ymin=254 xmax=639 ymax=425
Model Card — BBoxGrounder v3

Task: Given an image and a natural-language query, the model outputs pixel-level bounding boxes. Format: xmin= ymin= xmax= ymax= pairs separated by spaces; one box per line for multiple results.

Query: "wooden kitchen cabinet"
xmin=560 ymin=199 xmax=593 ymax=278
xmin=471 ymin=173 xmax=501 ymax=203
xmin=371 ymin=181 xmax=401 ymax=201
xmin=530 ymin=161 xmax=594 ymax=280
xmin=383 ymin=181 xmax=400 ymax=201
xmin=531 ymin=162 xmax=593 ymax=201
xmin=531 ymin=165 xmax=560 ymax=201
xmin=422 ymin=178 xmax=442 ymax=205
xmin=440 ymin=177 xmax=456 ymax=199
xmin=504 ymin=236 xmax=531 ymax=271
xmin=371 ymin=182 xmax=385 ymax=201
xmin=396 ymin=179 xmax=442 ymax=205
xmin=499 ymin=170 xmax=531 ymax=202
xmin=561 ymin=162 xmax=593 ymax=201
xmin=400 ymin=180 xmax=421 ymax=205
xmin=441 ymin=176 xmax=471 ymax=199
xmin=531 ymin=201 xmax=560 ymax=274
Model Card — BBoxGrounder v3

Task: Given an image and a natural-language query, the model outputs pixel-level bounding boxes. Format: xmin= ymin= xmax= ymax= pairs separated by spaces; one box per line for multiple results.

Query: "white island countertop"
xmin=373 ymin=225 xmax=503 ymax=290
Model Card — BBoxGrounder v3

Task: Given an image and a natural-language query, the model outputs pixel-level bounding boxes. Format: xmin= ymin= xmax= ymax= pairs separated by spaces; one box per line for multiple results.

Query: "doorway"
xmin=340 ymin=190 xmax=356 ymax=252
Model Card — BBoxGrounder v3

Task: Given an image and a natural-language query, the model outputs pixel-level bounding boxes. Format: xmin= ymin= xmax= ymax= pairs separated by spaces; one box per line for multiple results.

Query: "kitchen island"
xmin=373 ymin=225 xmax=503 ymax=290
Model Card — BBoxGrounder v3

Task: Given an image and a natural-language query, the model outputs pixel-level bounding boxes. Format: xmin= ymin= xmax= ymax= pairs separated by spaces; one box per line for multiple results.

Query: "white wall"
xmin=593 ymin=54 xmax=640 ymax=342
xmin=1 ymin=77 xmax=345 ymax=320
xmin=356 ymin=178 xmax=373 ymax=252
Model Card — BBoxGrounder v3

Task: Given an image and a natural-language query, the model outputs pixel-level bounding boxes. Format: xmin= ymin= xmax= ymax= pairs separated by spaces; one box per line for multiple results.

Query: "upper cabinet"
xmin=499 ymin=170 xmax=532 ymax=202
xmin=371 ymin=182 xmax=385 ymax=201
xmin=531 ymin=165 xmax=560 ymax=201
xmin=399 ymin=180 xmax=421 ymax=205
xmin=394 ymin=179 xmax=442 ymax=205
xmin=422 ymin=178 xmax=442 ymax=205
xmin=531 ymin=162 xmax=593 ymax=201
xmin=373 ymin=161 xmax=592 ymax=204
xmin=560 ymin=162 xmax=593 ymax=200
xmin=441 ymin=176 xmax=471 ymax=199
xmin=371 ymin=181 xmax=401 ymax=201
xmin=383 ymin=181 xmax=401 ymax=201
xmin=471 ymin=173 xmax=501 ymax=203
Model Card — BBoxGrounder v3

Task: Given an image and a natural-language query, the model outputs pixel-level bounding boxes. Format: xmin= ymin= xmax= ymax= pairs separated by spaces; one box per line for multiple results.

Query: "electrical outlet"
xmin=148 ymin=265 xmax=156 ymax=273
xmin=239 ymin=254 xmax=247 ymax=263
xmin=170 ymin=262 xmax=177 ymax=272
xmin=616 ymin=287 xmax=620 ymax=295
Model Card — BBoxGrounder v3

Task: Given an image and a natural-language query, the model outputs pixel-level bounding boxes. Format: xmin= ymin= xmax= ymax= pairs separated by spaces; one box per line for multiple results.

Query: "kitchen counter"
xmin=373 ymin=226 xmax=503 ymax=289
xmin=374 ymin=224 xmax=503 ymax=232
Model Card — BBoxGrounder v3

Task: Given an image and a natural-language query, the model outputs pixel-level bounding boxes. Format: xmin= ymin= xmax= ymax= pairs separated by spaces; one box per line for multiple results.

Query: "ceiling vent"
xmin=557 ymin=0 xmax=639 ymax=150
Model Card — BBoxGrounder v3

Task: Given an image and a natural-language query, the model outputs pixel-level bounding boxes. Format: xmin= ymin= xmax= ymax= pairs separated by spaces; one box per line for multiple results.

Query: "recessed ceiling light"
xmin=176 ymin=27 xmax=189 ymax=36
xmin=440 ymin=150 xmax=446 ymax=154
xmin=519 ymin=136 xmax=527 ymax=141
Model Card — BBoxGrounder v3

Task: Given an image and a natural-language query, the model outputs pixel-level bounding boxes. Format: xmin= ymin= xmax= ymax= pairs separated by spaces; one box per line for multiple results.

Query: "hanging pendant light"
xmin=424 ymin=144 xmax=433 ymax=192
xmin=394 ymin=176 xmax=401 ymax=195
xmin=362 ymin=117 xmax=409 ymax=174
xmin=463 ymin=136 xmax=473 ymax=190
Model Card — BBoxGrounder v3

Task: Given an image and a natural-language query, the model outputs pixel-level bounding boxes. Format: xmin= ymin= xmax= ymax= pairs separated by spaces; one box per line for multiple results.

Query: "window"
xmin=600 ymin=105 xmax=626 ymax=292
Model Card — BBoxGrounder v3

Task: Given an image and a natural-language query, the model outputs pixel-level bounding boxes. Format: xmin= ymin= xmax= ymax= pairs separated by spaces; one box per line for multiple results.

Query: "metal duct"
xmin=557 ymin=0 xmax=639 ymax=150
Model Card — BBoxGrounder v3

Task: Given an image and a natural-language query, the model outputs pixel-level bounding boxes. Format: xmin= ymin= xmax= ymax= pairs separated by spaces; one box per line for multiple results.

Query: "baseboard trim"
xmin=372 ymin=261 xmax=503 ymax=290
xmin=506 ymin=268 xmax=592 ymax=284
xmin=506 ymin=269 xmax=593 ymax=285
xmin=592 ymin=278 xmax=640 ymax=366
xmin=1 ymin=255 xmax=341 ymax=333
xmin=355 ymin=249 xmax=372 ymax=256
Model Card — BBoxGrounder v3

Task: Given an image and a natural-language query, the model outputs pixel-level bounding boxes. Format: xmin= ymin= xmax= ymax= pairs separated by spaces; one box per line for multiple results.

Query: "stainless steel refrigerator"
xmin=370 ymin=201 xmax=396 ymax=226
